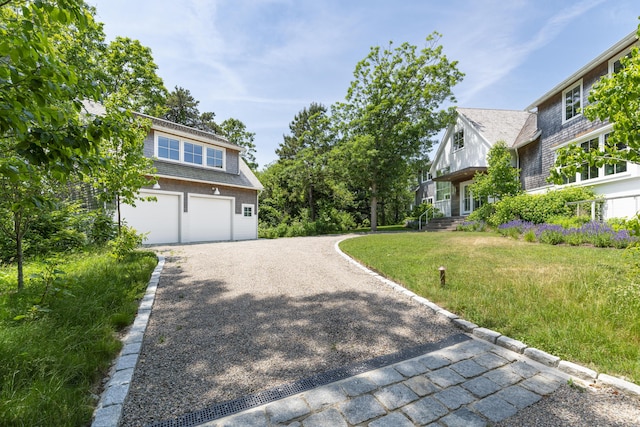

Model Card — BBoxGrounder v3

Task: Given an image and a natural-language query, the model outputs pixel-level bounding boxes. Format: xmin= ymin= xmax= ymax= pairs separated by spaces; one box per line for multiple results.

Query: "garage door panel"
xmin=188 ymin=196 xmax=231 ymax=242
xmin=121 ymin=192 xmax=180 ymax=244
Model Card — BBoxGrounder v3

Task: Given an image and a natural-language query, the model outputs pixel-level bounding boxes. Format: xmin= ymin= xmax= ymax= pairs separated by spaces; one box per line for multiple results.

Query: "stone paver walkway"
xmin=201 ymin=337 xmax=569 ymax=426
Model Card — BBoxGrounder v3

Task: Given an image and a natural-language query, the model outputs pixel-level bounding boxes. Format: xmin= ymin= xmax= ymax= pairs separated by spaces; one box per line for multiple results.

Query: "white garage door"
xmin=188 ymin=196 xmax=232 ymax=242
xmin=121 ymin=191 xmax=181 ymax=244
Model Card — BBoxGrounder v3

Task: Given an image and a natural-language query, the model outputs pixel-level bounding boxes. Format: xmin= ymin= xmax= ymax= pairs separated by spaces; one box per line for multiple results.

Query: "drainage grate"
xmin=147 ymin=333 xmax=470 ymax=427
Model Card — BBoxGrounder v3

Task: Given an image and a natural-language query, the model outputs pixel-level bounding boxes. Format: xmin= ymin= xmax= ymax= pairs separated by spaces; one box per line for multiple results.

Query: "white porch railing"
xmin=434 ymin=199 xmax=451 ymax=217
xmin=567 ymin=194 xmax=640 ymax=220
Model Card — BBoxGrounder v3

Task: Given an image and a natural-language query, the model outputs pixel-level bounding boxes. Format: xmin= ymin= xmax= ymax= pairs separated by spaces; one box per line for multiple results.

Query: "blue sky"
xmin=89 ymin=0 xmax=639 ymax=168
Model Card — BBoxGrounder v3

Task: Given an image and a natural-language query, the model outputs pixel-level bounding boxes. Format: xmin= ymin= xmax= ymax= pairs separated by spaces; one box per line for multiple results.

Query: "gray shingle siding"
xmin=153 ymin=160 xmax=254 ymax=188
xmin=518 ymin=139 xmax=544 ymax=190
xmin=143 ymin=132 xmax=154 ymax=157
xmin=535 ymin=62 xmax=610 ymax=189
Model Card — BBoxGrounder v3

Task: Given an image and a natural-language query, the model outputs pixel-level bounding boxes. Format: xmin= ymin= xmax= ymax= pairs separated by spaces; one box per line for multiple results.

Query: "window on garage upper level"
xmin=184 ymin=142 xmax=203 ymax=165
xmin=206 ymin=147 xmax=224 ymax=168
xmin=155 ymin=133 xmax=225 ymax=170
xmin=158 ymin=136 xmax=180 ymax=161
xmin=563 ymin=80 xmax=582 ymax=123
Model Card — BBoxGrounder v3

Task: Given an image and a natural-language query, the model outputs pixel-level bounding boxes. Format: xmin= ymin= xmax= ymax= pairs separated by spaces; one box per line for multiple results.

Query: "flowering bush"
xmin=495 ymin=220 xmax=636 ymax=249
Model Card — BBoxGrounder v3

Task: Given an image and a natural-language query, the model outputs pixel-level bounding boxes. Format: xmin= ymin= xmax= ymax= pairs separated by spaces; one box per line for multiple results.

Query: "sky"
xmin=88 ymin=0 xmax=639 ymax=169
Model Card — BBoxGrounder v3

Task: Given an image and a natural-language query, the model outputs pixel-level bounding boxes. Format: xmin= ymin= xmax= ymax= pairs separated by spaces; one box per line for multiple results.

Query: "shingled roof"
xmin=457 ymin=108 xmax=538 ymax=148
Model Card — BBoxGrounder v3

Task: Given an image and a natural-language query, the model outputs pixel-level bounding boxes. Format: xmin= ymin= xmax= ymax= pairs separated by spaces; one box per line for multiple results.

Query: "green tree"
xmin=550 ymin=24 xmax=640 ymax=184
xmin=0 ymin=0 xmax=110 ymax=289
xmin=0 ymin=0 xmax=106 ymax=178
xmin=275 ymin=103 xmax=339 ymax=221
xmin=470 ymin=141 xmax=522 ymax=201
xmin=88 ymin=98 xmax=156 ymax=234
xmin=162 ymin=86 xmax=202 ymax=127
xmin=220 ymin=118 xmax=258 ymax=170
xmin=333 ymin=34 xmax=463 ymax=231
xmin=103 ymin=36 xmax=168 ymax=116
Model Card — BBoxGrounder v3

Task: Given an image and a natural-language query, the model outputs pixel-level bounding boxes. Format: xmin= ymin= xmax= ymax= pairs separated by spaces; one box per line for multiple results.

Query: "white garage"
xmin=121 ymin=191 xmax=181 ymax=245
xmin=187 ymin=195 xmax=232 ymax=242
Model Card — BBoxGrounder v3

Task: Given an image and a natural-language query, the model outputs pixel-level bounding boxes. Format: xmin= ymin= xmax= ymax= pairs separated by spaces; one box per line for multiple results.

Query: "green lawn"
xmin=339 ymin=232 xmax=640 ymax=384
xmin=0 ymin=250 xmax=157 ymax=426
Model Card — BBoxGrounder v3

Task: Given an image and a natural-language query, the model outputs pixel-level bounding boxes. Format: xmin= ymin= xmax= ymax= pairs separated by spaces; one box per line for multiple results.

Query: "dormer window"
xmin=453 ymin=129 xmax=464 ymax=151
xmin=155 ymin=132 xmax=225 ymax=170
xmin=563 ymin=80 xmax=582 ymax=123
xmin=158 ymin=136 xmax=180 ymax=161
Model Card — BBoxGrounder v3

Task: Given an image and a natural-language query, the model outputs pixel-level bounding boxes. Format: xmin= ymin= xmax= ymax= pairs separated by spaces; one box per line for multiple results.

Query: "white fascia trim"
xmin=430 ymin=123 xmax=456 ymax=175
xmin=154 ymin=173 xmax=261 ymax=191
xmin=526 ymin=31 xmax=638 ymax=111
xmin=146 ymin=120 xmax=241 ymax=152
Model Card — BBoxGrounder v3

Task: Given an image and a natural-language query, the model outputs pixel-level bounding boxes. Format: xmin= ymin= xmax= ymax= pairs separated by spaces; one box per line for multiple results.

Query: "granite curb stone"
xmin=91 ymin=255 xmax=165 ymax=427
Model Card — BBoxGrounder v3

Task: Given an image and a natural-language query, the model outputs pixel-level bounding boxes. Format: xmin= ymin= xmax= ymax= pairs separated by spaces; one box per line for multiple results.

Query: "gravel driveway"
xmin=120 ymin=235 xmax=460 ymax=426
xmin=119 ymin=234 xmax=640 ymax=427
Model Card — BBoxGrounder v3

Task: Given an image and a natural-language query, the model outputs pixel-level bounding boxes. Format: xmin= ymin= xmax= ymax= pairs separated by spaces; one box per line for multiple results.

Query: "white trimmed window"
xmin=609 ymin=47 xmax=633 ymax=74
xmin=580 ymin=138 xmax=599 ymax=181
xmin=563 ymin=80 xmax=582 ymax=123
xmin=452 ymin=129 xmax=464 ymax=151
xmin=557 ymin=130 xmax=627 ymax=184
xmin=155 ymin=133 xmax=225 ymax=170
xmin=207 ymin=147 xmax=224 ymax=168
xmin=183 ymin=142 xmax=203 ymax=165
xmin=242 ymin=205 xmax=254 ymax=217
xmin=436 ymin=181 xmax=451 ymax=201
xmin=158 ymin=136 xmax=180 ymax=161
xmin=603 ymin=133 xmax=627 ymax=176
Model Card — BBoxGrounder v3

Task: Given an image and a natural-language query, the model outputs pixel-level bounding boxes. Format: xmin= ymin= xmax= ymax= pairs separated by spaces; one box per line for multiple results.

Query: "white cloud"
xmin=452 ymin=0 xmax=606 ymax=104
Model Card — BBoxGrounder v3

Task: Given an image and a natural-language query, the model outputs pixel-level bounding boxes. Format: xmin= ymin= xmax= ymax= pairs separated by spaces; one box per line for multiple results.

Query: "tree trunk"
xmin=15 ymin=212 xmax=23 ymax=291
xmin=370 ymin=182 xmax=378 ymax=232
xmin=116 ymin=193 xmax=122 ymax=236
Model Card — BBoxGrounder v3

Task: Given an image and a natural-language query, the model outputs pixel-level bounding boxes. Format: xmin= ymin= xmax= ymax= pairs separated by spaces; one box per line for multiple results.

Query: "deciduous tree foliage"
xmin=470 ymin=141 xmax=522 ymax=201
xmin=333 ymin=33 xmax=463 ymax=231
xmin=220 ymin=118 xmax=258 ymax=170
xmin=0 ymin=0 xmax=110 ymax=289
xmin=0 ymin=1 xmax=163 ymax=287
xmin=103 ymin=36 xmax=168 ymax=116
xmin=550 ymin=24 xmax=640 ymax=184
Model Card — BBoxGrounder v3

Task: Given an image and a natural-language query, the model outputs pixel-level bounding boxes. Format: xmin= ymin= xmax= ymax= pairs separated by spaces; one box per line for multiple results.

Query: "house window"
xmin=243 ymin=205 xmax=253 ymax=217
xmin=155 ymin=133 xmax=226 ymax=170
xmin=609 ymin=49 xmax=632 ymax=74
xmin=183 ymin=142 xmax=203 ymax=165
xmin=580 ymin=138 xmax=600 ymax=181
xmin=207 ymin=147 xmax=224 ymax=168
xmin=604 ymin=133 xmax=627 ymax=176
xmin=563 ymin=81 xmax=582 ymax=122
xmin=158 ymin=136 xmax=180 ymax=161
xmin=562 ymin=172 xmax=577 ymax=184
xmin=453 ymin=130 xmax=464 ymax=151
xmin=436 ymin=181 xmax=451 ymax=201
xmin=422 ymin=197 xmax=434 ymax=205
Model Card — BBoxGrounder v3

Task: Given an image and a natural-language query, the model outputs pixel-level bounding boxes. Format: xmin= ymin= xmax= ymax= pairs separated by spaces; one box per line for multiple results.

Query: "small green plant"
xmin=523 ymin=229 xmax=536 ymax=243
xmin=108 ymin=225 xmax=145 ymax=260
